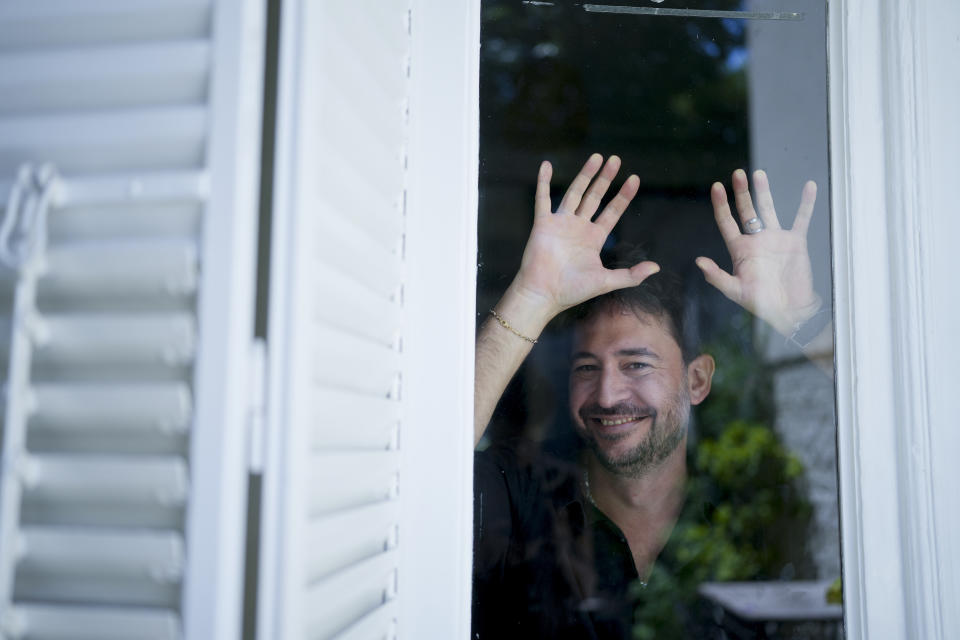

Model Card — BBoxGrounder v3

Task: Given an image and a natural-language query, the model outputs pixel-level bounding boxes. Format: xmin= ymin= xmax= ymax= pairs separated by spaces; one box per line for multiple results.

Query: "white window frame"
xmin=396 ymin=1 xmax=960 ymax=637
xmin=829 ymin=1 xmax=958 ymax=638
xmin=431 ymin=0 xmax=960 ymax=638
xmin=400 ymin=2 xmax=480 ymax=638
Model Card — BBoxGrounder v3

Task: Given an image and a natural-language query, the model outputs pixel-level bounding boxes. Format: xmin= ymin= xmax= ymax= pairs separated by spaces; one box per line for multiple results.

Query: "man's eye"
xmin=625 ymin=362 xmax=649 ymax=371
xmin=573 ymin=364 xmax=598 ymax=373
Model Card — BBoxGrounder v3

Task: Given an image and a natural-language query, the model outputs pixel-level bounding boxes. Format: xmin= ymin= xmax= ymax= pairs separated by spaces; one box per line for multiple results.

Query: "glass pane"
xmin=474 ymin=1 xmax=841 ymax=638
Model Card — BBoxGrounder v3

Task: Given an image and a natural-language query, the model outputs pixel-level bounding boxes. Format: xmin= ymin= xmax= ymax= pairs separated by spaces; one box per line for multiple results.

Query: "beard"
xmin=576 ymin=385 xmax=690 ymax=479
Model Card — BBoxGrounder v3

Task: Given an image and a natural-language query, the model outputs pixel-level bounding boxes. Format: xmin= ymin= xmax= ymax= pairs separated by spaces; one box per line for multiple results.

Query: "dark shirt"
xmin=472 ymin=441 xmax=642 ymax=639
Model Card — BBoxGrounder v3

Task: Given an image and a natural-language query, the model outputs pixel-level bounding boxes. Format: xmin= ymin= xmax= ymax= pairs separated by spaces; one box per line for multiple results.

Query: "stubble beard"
xmin=578 ymin=385 xmax=691 ymax=479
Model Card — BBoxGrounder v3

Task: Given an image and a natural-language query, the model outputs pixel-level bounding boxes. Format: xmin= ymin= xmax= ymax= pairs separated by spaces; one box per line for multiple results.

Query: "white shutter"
xmin=257 ymin=1 xmax=410 ymax=638
xmin=0 ymin=2 xmax=264 ymax=639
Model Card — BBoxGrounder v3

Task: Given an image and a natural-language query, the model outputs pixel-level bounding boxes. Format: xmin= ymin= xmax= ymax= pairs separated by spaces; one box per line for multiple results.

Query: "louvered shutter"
xmin=256 ymin=1 xmax=410 ymax=638
xmin=0 ymin=2 xmax=264 ymax=639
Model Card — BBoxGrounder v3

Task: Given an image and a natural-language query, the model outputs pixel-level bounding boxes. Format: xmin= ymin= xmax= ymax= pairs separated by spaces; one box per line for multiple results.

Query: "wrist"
xmin=786 ymin=304 xmax=832 ymax=350
xmin=771 ymin=295 xmax=823 ymax=337
xmin=493 ymin=280 xmax=558 ymax=340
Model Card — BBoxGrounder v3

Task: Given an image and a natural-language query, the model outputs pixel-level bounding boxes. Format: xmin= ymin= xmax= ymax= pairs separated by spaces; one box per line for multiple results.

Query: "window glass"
xmin=475 ymin=1 xmax=841 ymax=637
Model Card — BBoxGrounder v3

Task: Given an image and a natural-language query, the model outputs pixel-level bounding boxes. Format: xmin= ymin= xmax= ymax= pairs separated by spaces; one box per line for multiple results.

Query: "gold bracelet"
xmin=489 ymin=309 xmax=538 ymax=344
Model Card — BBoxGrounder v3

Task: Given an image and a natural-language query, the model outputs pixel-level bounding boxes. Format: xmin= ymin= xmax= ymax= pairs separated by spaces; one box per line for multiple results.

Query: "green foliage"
xmin=826 ymin=577 xmax=843 ymax=604
xmin=632 ymin=323 xmax=812 ymax=636
xmin=679 ymin=420 xmax=810 ymax=583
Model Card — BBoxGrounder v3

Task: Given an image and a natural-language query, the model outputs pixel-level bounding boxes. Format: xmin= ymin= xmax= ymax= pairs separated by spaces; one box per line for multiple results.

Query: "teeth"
xmin=598 ymin=417 xmax=639 ymax=426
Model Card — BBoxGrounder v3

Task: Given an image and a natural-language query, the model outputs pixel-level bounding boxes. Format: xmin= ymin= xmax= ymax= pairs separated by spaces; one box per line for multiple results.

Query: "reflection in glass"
xmin=475 ymin=1 xmax=840 ymax=638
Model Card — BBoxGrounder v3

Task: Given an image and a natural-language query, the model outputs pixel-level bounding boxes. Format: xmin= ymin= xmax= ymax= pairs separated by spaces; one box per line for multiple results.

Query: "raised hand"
xmin=475 ymin=154 xmax=658 ymax=443
xmin=510 ymin=153 xmax=660 ymax=319
xmin=696 ymin=169 xmax=821 ymax=337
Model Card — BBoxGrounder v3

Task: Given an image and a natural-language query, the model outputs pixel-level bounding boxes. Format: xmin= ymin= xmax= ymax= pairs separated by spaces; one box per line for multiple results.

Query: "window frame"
xmin=400 ymin=2 xmax=481 ymax=638
xmin=828 ymin=1 xmax=959 ymax=638
xmin=398 ymin=1 xmax=960 ymax=638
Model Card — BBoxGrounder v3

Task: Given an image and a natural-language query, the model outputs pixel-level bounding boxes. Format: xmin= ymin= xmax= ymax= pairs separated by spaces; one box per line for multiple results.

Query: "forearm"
xmin=474 ymin=283 xmax=556 ymax=446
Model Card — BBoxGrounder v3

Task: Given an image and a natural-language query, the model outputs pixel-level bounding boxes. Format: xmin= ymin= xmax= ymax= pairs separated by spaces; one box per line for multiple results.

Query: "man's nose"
xmin=595 ymin=368 xmax=628 ymax=407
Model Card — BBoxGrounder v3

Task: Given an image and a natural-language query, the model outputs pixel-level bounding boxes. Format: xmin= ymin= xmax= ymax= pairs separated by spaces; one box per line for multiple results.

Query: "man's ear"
xmin=686 ymin=354 xmax=715 ymax=406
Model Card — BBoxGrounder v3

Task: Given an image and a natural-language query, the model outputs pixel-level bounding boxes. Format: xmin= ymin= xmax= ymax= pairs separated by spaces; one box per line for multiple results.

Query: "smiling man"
xmin=472 ymin=153 xmax=826 ymax=638
xmin=569 ymin=293 xmax=713 ymax=480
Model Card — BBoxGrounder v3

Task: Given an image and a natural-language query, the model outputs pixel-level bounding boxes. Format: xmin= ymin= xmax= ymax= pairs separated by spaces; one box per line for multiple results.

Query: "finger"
xmin=791 ymin=180 xmax=817 ymax=236
xmin=593 ymin=174 xmax=639 ymax=232
xmin=695 ymin=257 xmax=743 ymax=305
xmin=534 ymin=160 xmax=553 ymax=218
xmin=752 ymin=170 xmax=782 ymax=230
xmin=557 ymin=153 xmax=603 ymax=214
xmin=731 ymin=169 xmax=760 ymax=229
xmin=600 ymin=261 xmax=661 ymax=294
xmin=710 ymin=182 xmax=741 ymax=244
xmin=576 ymin=155 xmax=621 ymax=218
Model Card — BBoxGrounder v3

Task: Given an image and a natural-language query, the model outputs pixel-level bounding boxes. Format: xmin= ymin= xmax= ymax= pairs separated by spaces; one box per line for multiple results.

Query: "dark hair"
xmin=562 ymin=249 xmax=697 ymax=362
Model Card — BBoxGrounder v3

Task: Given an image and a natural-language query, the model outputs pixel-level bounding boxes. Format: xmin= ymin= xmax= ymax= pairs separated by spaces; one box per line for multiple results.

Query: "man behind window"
xmin=472 ymin=154 xmax=828 ymax=638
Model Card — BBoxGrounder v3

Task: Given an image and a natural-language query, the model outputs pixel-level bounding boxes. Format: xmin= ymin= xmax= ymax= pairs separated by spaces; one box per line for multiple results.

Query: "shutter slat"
xmin=321 ymin=26 xmax=401 ymax=113
xmin=304 ymin=550 xmax=398 ymax=640
xmin=26 ymin=383 xmax=191 ymax=456
xmin=0 ymin=107 xmax=206 ymax=175
xmin=20 ymin=455 xmax=188 ymax=528
xmin=314 ymin=327 xmax=400 ymax=398
xmin=331 ymin=600 xmax=398 ymax=640
xmin=41 ymin=241 xmax=198 ymax=308
xmin=313 ymin=154 xmax=402 ymax=251
xmin=315 ymin=265 xmax=400 ymax=348
xmin=15 ymin=528 xmax=183 ymax=607
xmin=0 ymin=1 xmax=212 ymax=52
xmin=315 ymin=148 xmax=403 ymax=220
xmin=13 ymin=603 xmax=179 ymax=640
xmin=311 ymin=389 xmax=398 ymax=451
xmin=48 ymin=201 xmax=202 ymax=242
xmin=316 ymin=213 xmax=401 ymax=300
xmin=0 ymin=40 xmax=209 ymax=115
xmin=309 ymin=452 xmax=399 ymax=516
xmin=318 ymin=33 xmax=405 ymax=152
xmin=318 ymin=88 xmax=404 ymax=190
xmin=322 ymin=2 xmax=406 ymax=93
xmin=25 ymin=455 xmax=187 ymax=505
xmin=34 ymin=313 xmax=195 ymax=369
xmin=31 ymin=383 xmax=191 ymax=433
xmin=0 ymin=169 xmax=209 ymax=210
xmin=306 ymin=501 xmax=399 ymax=581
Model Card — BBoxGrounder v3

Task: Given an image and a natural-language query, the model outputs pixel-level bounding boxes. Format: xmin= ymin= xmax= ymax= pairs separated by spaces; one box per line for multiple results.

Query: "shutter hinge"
xmin=247 ymin=338 xmax=268 ymax=474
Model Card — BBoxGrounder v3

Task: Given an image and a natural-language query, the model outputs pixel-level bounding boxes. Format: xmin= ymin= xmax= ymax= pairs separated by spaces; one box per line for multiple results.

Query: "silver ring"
xmin=743 ymin=217 xmax=765 ymax=234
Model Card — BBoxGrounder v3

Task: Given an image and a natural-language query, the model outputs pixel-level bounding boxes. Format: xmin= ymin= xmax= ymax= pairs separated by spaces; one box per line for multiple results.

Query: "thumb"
xmin=601 ymin=261 xmax=660 ymax=294
xmin=695 ymin=257 xmax=742 ymax=304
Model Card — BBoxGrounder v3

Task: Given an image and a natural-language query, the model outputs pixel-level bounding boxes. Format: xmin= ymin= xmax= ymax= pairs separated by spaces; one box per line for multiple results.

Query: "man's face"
xmin=569 ymin=307 xmax=704 ymax=478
